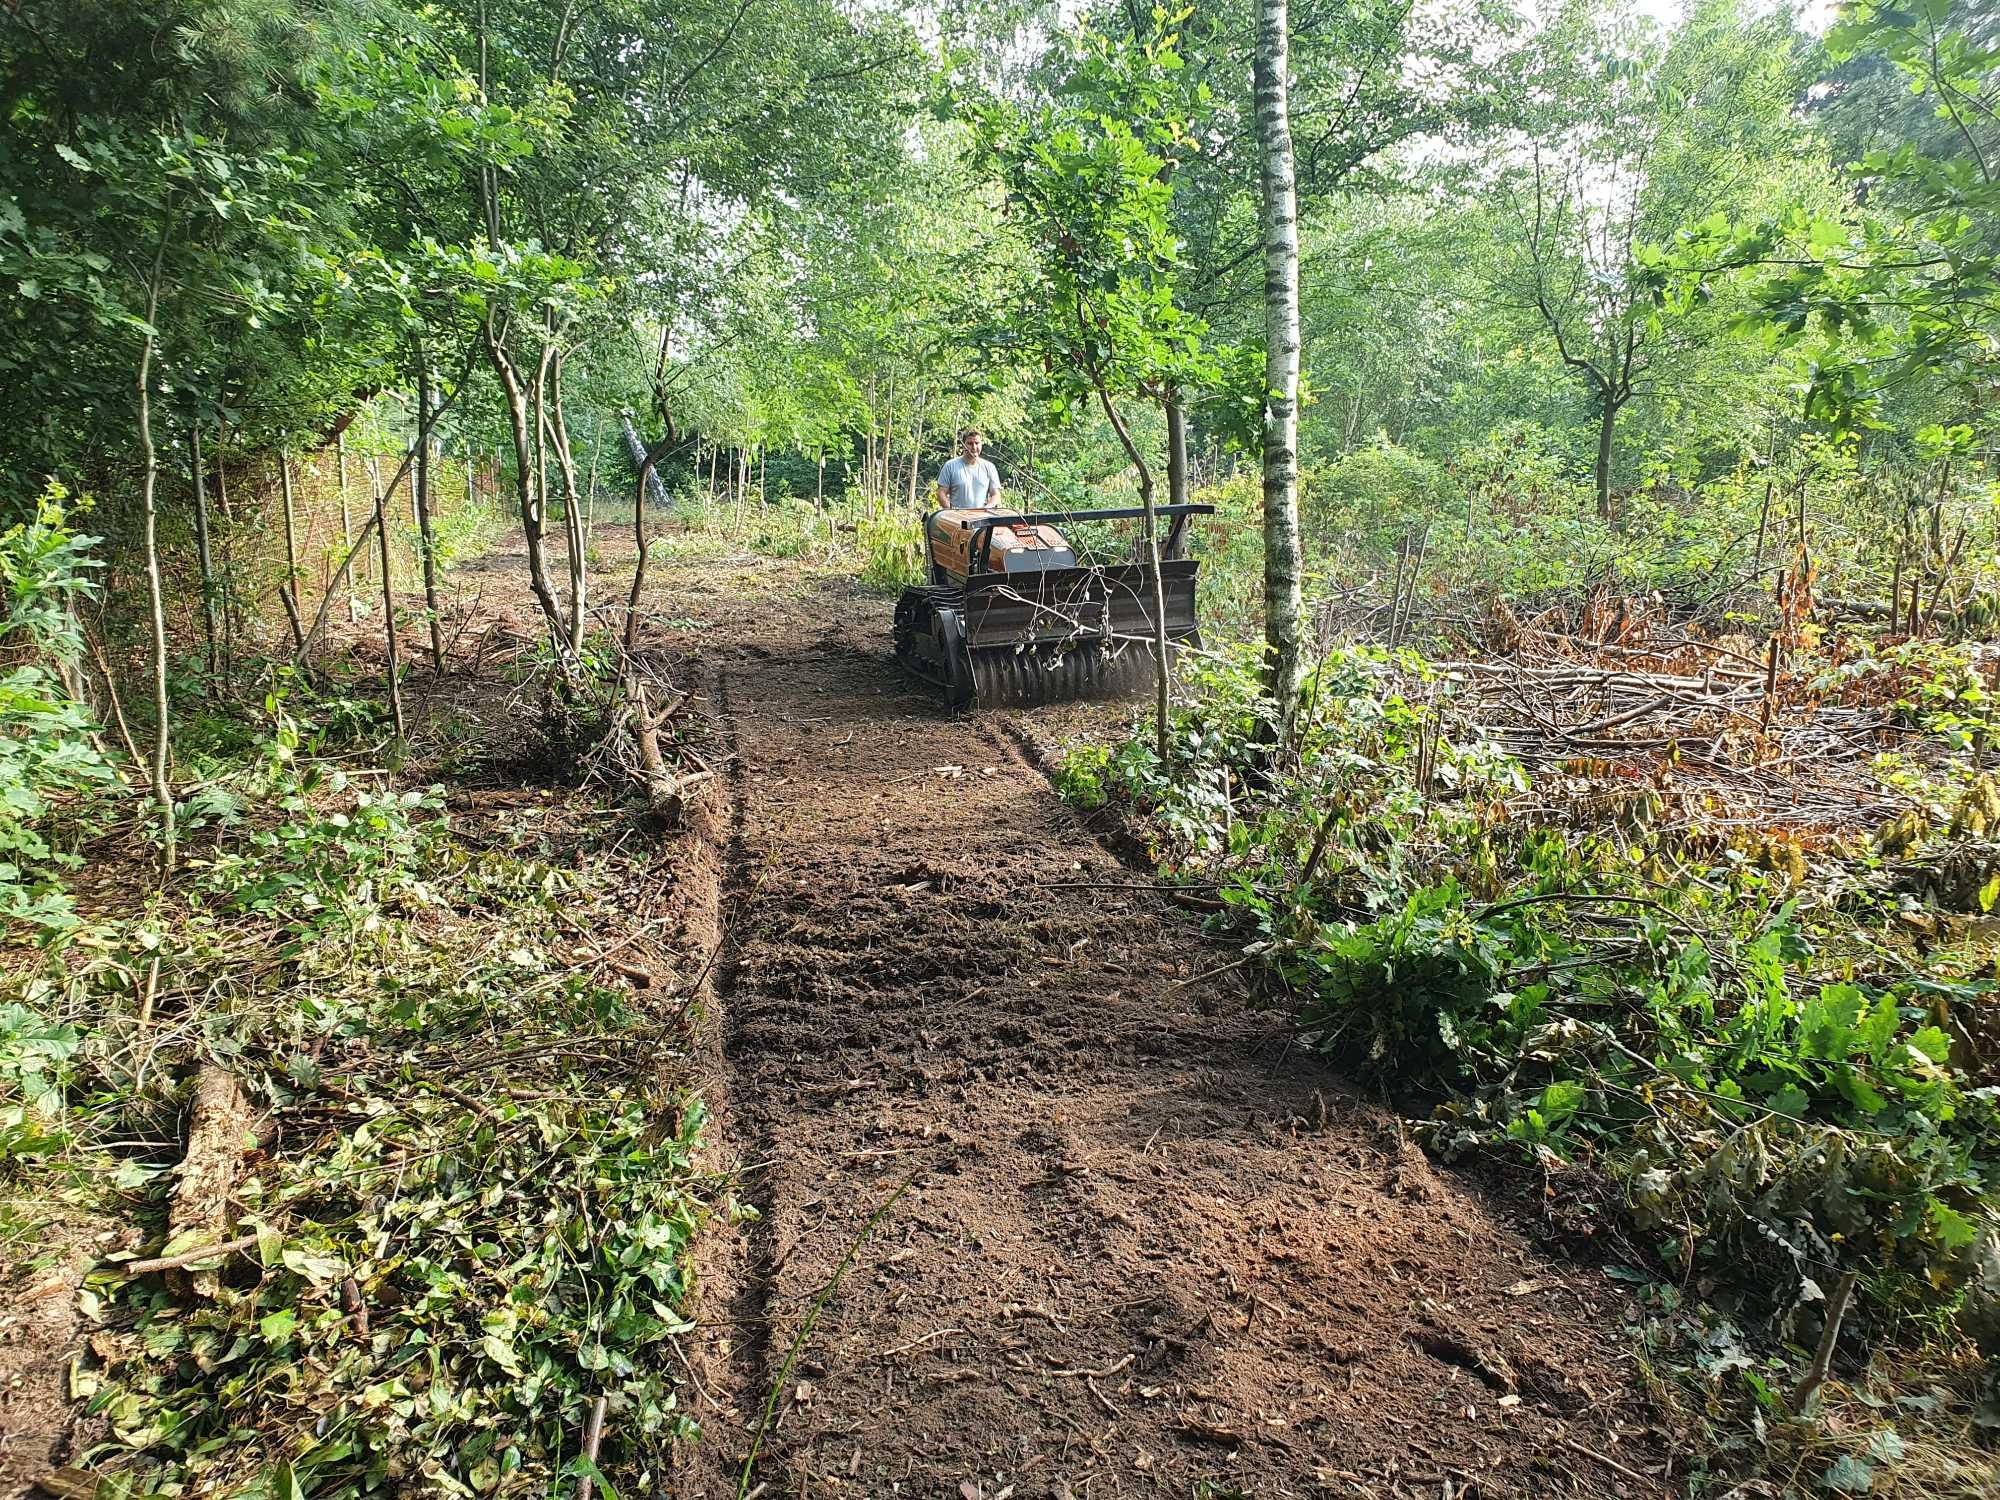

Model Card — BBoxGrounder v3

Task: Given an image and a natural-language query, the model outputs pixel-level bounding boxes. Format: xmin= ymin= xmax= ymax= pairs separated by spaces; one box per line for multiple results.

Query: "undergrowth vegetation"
xmin=655 ymin=482 xmax=928 ymax=592
xmin=1059 ymin=460 xmax=2000 ymax=1490
xmin=3 ymin=673 xmax=710 ymax=1495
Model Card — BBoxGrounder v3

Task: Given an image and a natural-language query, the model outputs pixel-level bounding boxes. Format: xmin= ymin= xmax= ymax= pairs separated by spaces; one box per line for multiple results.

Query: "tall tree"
xmin=1501 ymin=0 xmax=1824 ymax=520
xmin=1256 ymin=0 xmax=1305 ymax=731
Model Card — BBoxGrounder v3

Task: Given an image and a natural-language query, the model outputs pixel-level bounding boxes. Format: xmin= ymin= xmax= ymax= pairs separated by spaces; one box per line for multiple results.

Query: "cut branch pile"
xmin=1408 ymin=602 xmax=1952 ymax=843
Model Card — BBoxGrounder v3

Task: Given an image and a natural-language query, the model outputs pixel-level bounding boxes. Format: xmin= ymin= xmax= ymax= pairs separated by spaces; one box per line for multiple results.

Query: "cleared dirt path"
xmin=671 ymin=566 xmax=1666 ymax=1499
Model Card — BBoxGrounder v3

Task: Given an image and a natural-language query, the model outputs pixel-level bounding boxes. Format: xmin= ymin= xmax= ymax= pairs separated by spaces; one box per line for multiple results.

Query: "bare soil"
xmin=657 ymin=553 xmax=1672 ymax=1499
xmin=2 ymin=526 xmax=1678 ymax=1497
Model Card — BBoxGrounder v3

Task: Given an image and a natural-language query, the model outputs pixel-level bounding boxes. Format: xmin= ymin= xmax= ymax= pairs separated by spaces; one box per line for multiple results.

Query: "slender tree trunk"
xmin=625 ymin=431 xmax=676 ymax=654
xmin=1751 ymin=426 xmax=1778 ymax=585
xmin=816 ymin=449 xmax=824 ymax=508
xmin=906 ymin=390 xmax=925 ymax=511
xmin=368 ymin=459 xmax=406 ymax=739
xmin=881 ymin=373 xmax=897 ymax=513
xmin=482 ymin=319 xmax=569 ymax=650
xmin=190 ymin=422 xmax=219 ymax=687
xmin=137 ymin=230 xmax=175 ymax=868
xmin=1094 ymin=383 xmax=1170 ymax=762
xmin=758 ymin=445 xmax=766 ymax=505
xmin=1594 ymin=391 xmax=1617 ymax=523
xmin=337 ymin=432 xmax=361 ymax=622
xmin=548 ymin=349 xmax=587 ymax=649
xmin=297 ymin=378 xmax=468 ymax=664
xmin=1255 ymin=0 xmax=1305 ymax=737
xmin=584 ymin=409 xmax=604 ymax=540
xmin=413 ymin=359 xmax=446 ymax=674
xmin=213 ymin=423 xmax=235 ymax=684
xmin=276 ymin=453 xmax=308 ymax=656
xmin=1165 ymin=395 xmax=1190 ymax=511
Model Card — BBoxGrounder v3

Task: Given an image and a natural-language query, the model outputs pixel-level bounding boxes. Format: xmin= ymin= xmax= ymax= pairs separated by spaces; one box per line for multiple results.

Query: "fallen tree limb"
xmin=167 ymin=1063 xmax=251 ymax=1298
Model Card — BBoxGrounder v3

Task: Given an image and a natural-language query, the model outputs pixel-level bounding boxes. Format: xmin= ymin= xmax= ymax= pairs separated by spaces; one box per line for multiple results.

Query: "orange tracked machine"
xmin=892 ymin=502 xmax=1213 ymax=707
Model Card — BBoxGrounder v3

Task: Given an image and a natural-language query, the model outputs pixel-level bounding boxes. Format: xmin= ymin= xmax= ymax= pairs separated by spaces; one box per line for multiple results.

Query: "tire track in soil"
xmin=675 ymin=580 xmax=1666 ymax=1499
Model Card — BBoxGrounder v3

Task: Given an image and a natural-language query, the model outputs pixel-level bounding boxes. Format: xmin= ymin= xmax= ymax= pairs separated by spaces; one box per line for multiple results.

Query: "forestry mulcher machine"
xmin=893 ymin=501 xmax=1213 ymax=707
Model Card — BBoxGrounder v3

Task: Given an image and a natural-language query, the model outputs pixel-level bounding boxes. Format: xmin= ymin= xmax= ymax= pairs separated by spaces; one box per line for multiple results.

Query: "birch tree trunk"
xmin=1165 ymin=395 xmax=1190 ymax=511
xmin=137 ymin=232 xmax=175 ymax=868
xmin=1255 ymin=0 xmax=1305 ymax=739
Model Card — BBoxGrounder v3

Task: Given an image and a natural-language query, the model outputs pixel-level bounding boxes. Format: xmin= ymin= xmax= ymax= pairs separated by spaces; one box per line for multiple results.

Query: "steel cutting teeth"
xmin=965 ymin=643 xmax=1163 ymax=708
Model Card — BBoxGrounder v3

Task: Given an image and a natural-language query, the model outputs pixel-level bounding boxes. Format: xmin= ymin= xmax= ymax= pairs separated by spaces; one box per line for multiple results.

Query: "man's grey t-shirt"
xmin=937 ymin=456 xmax=1001 ymax=508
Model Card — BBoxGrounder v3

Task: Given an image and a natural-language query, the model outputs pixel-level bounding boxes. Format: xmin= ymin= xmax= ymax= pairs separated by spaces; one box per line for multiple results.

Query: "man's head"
xmin=959 ymin=429 xmax=983 ymax=461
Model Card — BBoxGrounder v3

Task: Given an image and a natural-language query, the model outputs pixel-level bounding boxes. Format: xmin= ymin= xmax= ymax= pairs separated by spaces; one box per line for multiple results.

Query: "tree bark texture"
xmin=1594 ymin=392 xmax=1617 ymax=523
xmin=1255 ymin=0 xmax=1306 ymax=737
xmin=1165 ymin=395 xmax=1190 ymax=511
xmin=482 ymin=320 xmax=570 ymax=651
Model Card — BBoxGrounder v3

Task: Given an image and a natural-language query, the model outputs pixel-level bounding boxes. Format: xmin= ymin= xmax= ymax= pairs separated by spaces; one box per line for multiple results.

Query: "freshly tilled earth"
xmin=665 ymin=561 xmax=1667 ymax=1499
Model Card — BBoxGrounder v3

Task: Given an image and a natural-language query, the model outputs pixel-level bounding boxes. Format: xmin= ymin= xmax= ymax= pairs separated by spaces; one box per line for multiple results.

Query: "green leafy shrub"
xmin=857 ymin=510 xmax=925 ymax=591
xmin=1073 ymin=640 xmax=2000 ymax=1359
xmin=0 ymin=485 xmax=118 ymax=930
xmin=1307 ymin=440 xmax=1458 ymax=552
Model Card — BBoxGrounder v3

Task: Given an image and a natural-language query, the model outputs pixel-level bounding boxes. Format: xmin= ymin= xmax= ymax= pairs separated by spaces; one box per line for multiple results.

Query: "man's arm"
xmin=935 ymin=458 xmax=955 ymax=507
xmin=985 ymin=459 xmax=1002 ymax=500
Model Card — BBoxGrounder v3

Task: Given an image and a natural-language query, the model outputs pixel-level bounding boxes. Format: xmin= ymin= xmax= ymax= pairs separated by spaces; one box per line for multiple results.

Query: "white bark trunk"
xmin=137 ymin=235 xmax=174 ymax=867
xmin=1256 ymin=0 xmax=1305 ymax=738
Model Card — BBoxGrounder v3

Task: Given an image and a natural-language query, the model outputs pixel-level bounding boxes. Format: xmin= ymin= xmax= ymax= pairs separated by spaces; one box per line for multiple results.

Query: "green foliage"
xmin=1306 ymin=442 xmax=1457 ymax=552
xmin=28 ymin=738 xmax=712 ymax=1495
xmin=1657 ymin=1 xmax=1999 ymax=438
xmin=1064 ymin=641 xmax=2000 ymax=1357
xmin=855 ymin=512 xmax=926 ymax=592
xmin=0 ymin=486 xmax=117 ymax=930
xmin=973 ymin=20 xmax=1249 ymax=447
xmin=0 ymin=1000 xmax=81 ymax=1165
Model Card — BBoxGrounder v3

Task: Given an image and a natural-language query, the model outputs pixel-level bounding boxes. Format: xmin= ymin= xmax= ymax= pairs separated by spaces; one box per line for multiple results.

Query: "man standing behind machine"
xmin=935 ymin=428 xmax=1003 ymax=509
